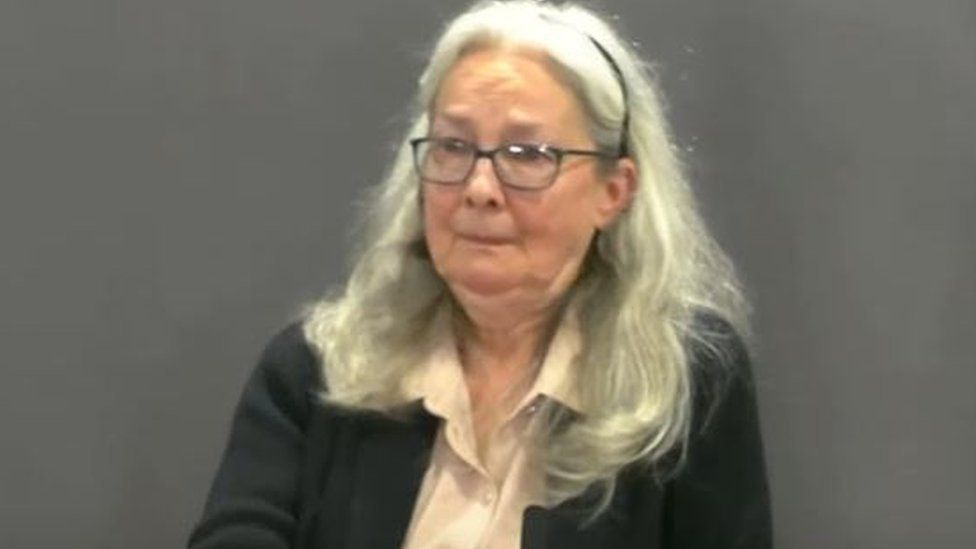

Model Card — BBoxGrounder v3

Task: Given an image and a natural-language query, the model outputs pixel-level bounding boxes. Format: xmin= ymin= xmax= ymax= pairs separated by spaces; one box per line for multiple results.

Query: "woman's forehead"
xmin=431 ymin=49 xmax=586 ymax=136
xmin=437 ymin=49 xmax=569 ymax=101
xmin=433 ymin=109 xmax=545 ymax=131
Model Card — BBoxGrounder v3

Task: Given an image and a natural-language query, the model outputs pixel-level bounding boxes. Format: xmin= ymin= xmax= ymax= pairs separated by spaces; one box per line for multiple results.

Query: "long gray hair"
xmin=301 ymin=0 xmax=749 ymax=513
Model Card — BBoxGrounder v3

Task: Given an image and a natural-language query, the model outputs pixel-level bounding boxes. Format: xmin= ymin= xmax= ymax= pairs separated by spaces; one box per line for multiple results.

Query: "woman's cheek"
xmin=423 ymin=191 xmax=454 ymax=240
xmin=529 ymin=213 xmax=594 ymax=278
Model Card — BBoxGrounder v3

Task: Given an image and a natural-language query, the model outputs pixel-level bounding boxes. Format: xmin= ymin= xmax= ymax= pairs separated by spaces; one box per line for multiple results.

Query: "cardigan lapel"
xmin=522 ymin=497 xmax=618 ymax=549
xmin=345 ymin=403 xmax=438 ymax=549
xmin=522 ymin=469 xmax=664 ymax=549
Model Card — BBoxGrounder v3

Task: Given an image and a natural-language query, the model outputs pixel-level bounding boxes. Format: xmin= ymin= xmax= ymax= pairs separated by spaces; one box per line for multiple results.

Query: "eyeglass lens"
xmin=415 ymin=139 xmax=558 ymax=189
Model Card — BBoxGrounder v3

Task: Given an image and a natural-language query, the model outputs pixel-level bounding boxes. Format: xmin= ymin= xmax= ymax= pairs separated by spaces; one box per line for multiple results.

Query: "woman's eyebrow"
xmin=434 ymin=109 xmax=546 ymax=129
xmin=504 ymin=122 xmax=548 ymax=141
xmin=431 ymin=111 xmax=554 ymax=142
xmin=431 ymin=110 xmax=473 ymax=129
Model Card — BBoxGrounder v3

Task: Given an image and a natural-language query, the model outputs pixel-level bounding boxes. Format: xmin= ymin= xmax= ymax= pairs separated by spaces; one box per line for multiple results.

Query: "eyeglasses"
xmin=409 ymin=137 xmax=618 ymax=191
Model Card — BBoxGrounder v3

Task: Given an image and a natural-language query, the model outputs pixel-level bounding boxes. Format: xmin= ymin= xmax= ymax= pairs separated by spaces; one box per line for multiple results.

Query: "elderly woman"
xmin=188 ymin=1 xmax=771 ymax=548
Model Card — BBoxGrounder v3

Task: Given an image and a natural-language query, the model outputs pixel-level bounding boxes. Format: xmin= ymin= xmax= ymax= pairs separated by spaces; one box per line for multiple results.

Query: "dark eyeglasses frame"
xmin=409 ymin=137 xmax=618 ymax=191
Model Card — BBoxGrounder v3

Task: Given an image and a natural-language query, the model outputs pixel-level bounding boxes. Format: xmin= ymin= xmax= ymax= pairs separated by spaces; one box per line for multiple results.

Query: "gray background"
xmin=2 ymin=0 xmax=973 ymax=548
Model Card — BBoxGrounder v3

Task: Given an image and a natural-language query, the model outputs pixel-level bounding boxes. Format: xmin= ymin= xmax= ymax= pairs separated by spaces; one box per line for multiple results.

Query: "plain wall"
xmin=1 ymin=1 xmax=973 ymax=547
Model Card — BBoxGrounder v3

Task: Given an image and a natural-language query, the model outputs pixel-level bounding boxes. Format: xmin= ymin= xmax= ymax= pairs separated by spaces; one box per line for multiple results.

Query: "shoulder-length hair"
xmin=301 ymin=0 xmax=749 ymax=513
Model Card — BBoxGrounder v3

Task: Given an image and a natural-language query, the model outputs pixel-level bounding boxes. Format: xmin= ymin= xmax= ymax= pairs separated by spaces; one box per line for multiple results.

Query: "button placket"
xmin=481 ymin=485 xmax=496 ymax=506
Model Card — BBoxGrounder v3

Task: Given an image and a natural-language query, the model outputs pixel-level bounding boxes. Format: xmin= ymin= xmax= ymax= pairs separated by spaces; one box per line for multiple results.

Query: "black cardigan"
xmin=187 ymin=319 xmax=772 ymax=549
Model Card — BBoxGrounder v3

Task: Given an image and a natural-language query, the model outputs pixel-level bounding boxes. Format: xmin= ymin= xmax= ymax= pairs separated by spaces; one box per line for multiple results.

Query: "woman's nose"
xmin=463 ymin=156 xmax=505 ymax=208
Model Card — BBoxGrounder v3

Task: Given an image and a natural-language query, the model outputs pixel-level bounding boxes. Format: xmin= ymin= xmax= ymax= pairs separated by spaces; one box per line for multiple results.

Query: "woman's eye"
xmin=434 ymin=139 xmax=470 ymax=155
xmin=505 ymin=145 xmax=548 ymax=163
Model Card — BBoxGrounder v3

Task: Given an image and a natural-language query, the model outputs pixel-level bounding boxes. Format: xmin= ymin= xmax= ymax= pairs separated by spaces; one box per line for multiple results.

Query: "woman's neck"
xmin=452 ymin=296 xmax=565 ymax=380
xmin=459 ymin=317 xmax=546 ymax=378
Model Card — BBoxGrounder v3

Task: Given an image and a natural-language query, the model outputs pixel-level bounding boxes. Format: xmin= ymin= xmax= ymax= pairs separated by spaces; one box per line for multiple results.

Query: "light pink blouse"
xmin=400 ymin=308 xmax=582 ymax=549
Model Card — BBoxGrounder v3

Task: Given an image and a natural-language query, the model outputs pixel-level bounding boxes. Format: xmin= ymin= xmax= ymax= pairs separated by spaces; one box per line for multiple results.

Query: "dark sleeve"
xmin=663 ymin=319 xmax=773 ymax=548
xmin=187 ymin=322 xmax=320 ymax=549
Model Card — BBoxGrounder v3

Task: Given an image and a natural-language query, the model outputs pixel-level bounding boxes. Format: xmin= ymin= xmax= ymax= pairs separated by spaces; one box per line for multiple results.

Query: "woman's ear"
xmin=594 ymin=157 xmax=638 ymax=229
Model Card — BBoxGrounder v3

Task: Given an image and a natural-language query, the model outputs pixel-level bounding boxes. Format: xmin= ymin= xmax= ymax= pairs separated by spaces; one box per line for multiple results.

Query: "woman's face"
xmin=423 ymin=48 xmax=634 ymax=318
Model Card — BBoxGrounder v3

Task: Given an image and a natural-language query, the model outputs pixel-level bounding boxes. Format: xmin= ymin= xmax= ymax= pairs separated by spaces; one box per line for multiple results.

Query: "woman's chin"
xmin=448 ymin=269 xmax=521 ymax=297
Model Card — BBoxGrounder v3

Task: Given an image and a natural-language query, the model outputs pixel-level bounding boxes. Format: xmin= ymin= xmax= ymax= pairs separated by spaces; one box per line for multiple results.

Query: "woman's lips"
xmin=457 ymin=232 xmax=512 ymax=245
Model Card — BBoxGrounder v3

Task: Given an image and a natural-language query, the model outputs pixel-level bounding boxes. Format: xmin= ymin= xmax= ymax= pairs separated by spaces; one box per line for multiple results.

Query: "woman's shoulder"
xmin=685 ymin=310 xmax=758 ymax=436
xmin=188 ymin=322 xmax=324 ymax=548
xmin=240 ymin=320 xmax=323 ymax=422
xmin=688 ymin=310 xmax=749 ymax=363
xmin=660 ymin=311 xmax=772 ymax=545
xmin=258 ymin=321 xmax=317 ymax=372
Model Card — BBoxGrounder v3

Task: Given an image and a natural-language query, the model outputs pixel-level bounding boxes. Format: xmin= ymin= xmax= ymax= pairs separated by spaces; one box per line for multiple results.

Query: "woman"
xmin=188 ymin=1 xmax=771 ymax=548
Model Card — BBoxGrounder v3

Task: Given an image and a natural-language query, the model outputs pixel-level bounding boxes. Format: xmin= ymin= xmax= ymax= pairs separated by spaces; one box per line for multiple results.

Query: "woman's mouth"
xmin=457 ymin=232 xmax=512 ymax=245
